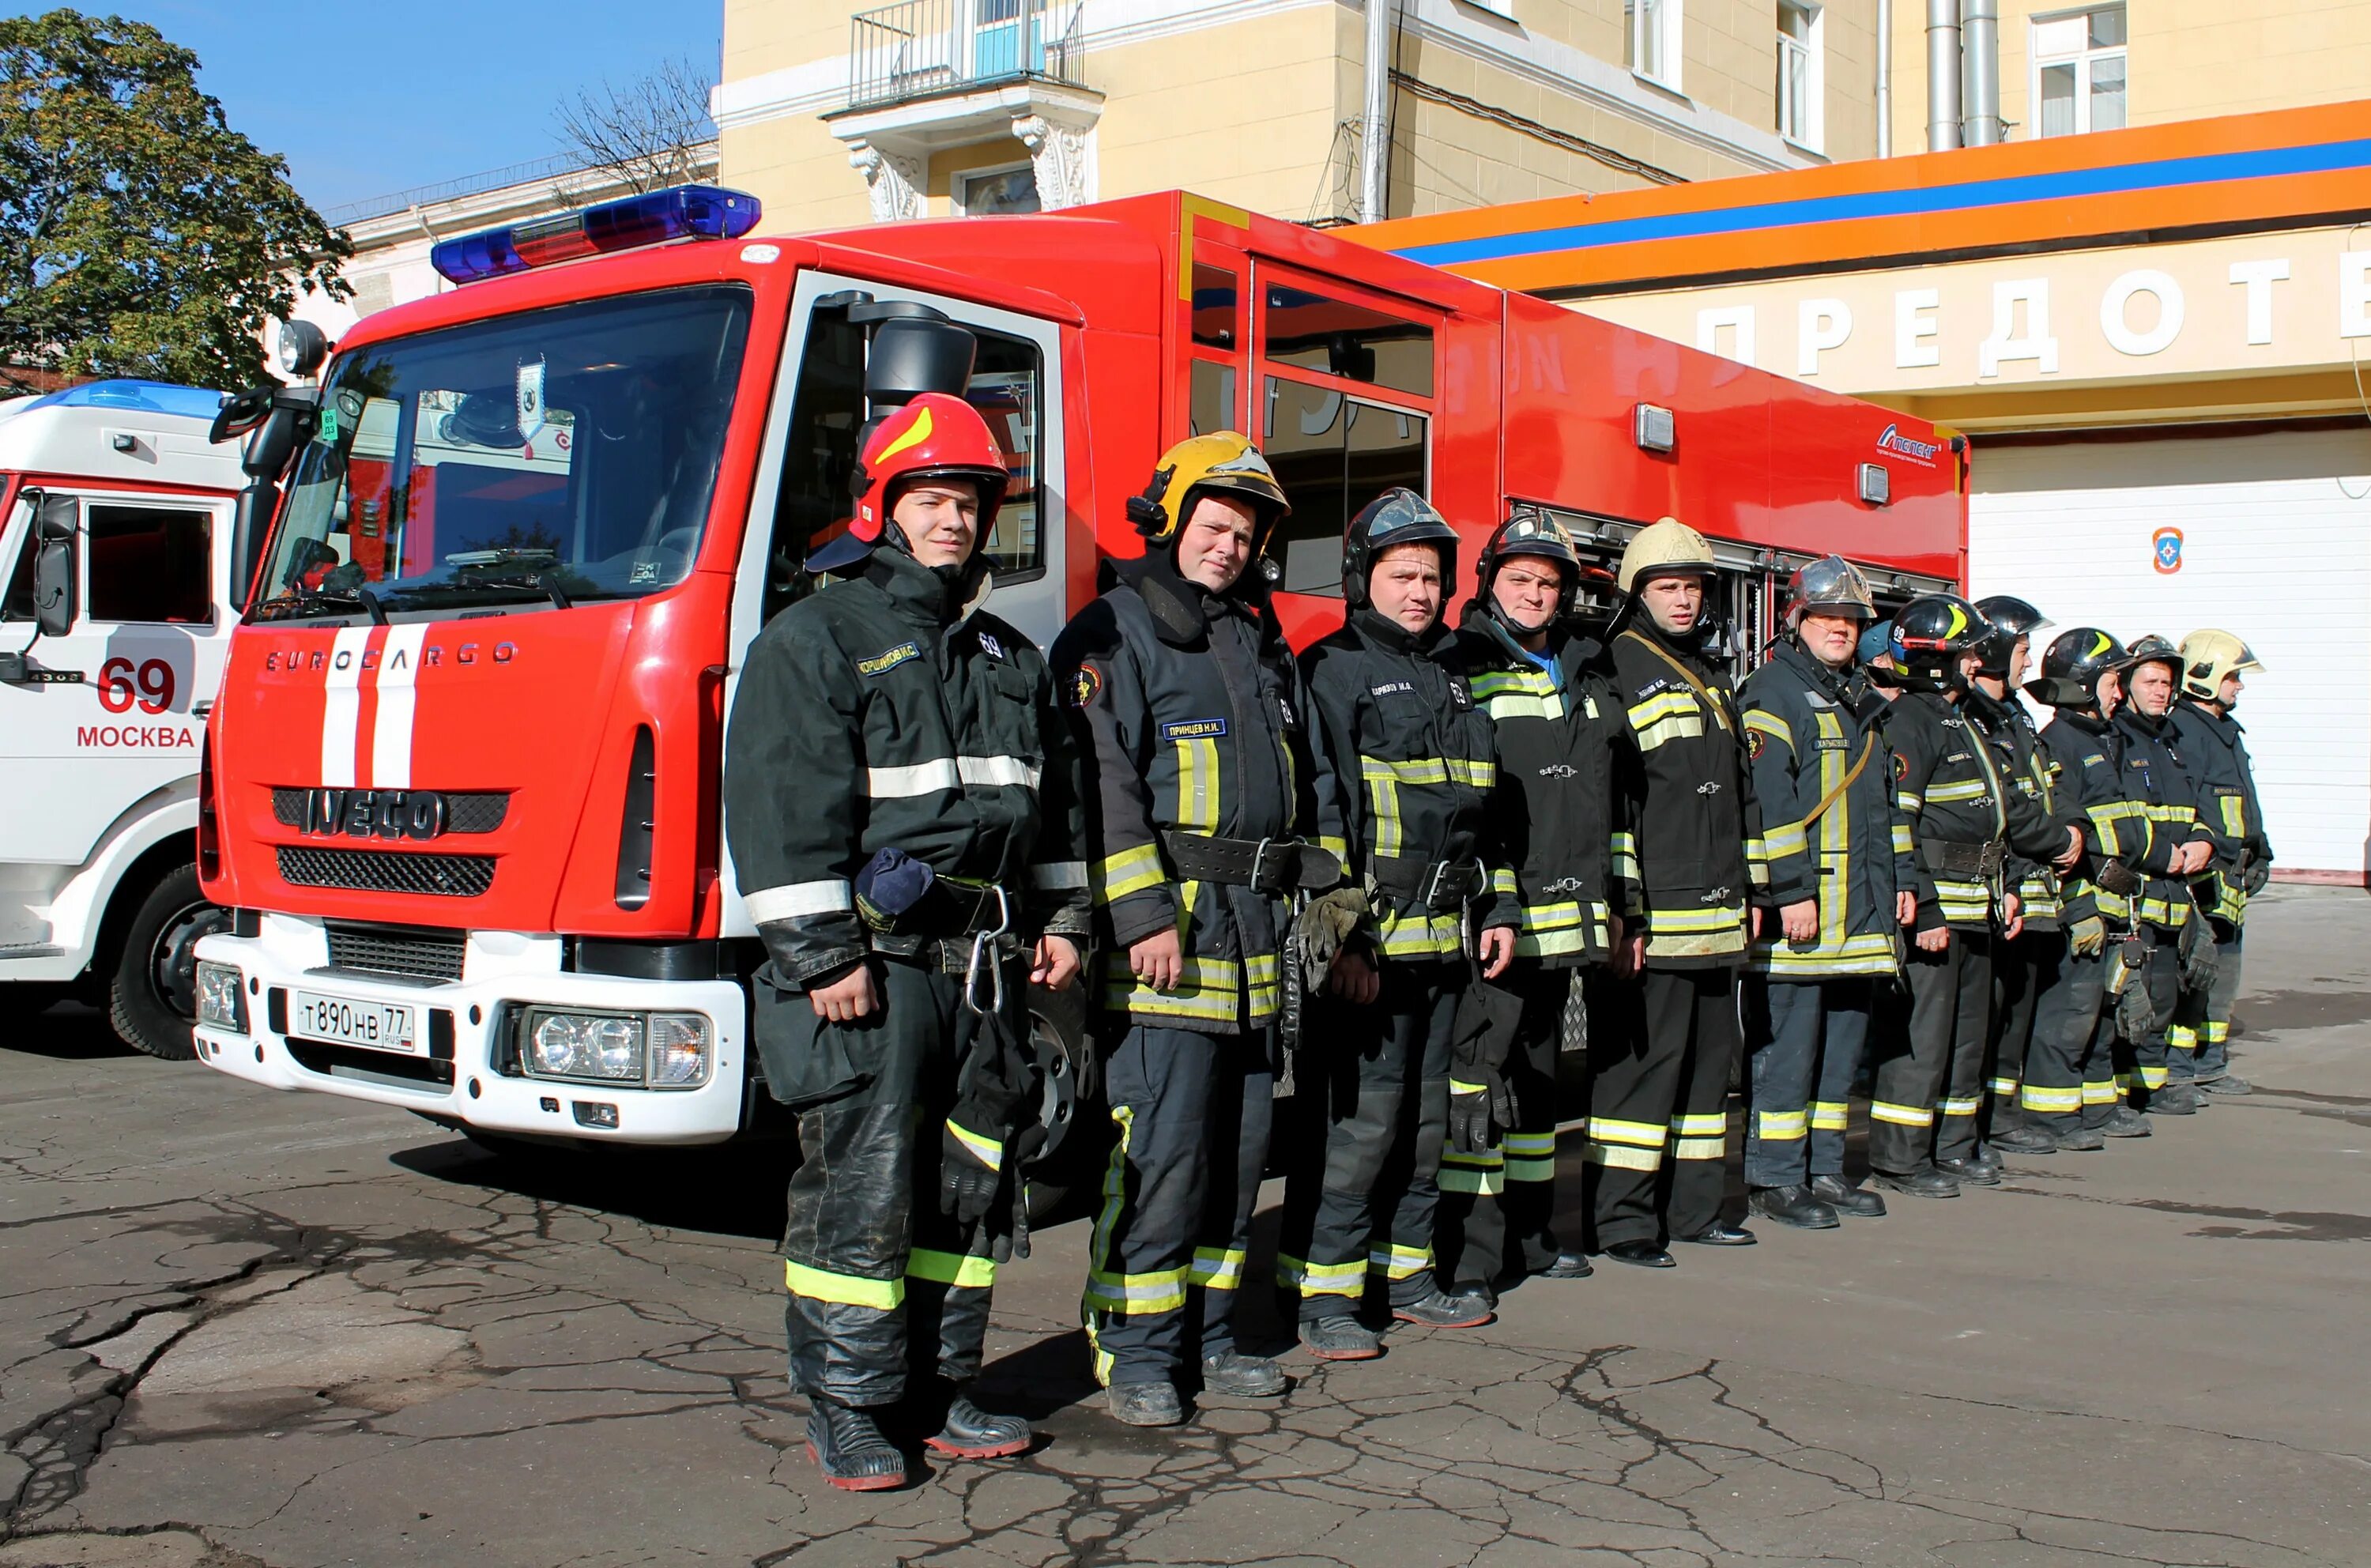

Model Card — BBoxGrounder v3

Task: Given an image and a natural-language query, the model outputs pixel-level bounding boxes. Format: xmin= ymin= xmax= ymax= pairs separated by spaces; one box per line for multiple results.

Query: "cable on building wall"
xmin=1388 ymin=69 xmax=1688 ymax=188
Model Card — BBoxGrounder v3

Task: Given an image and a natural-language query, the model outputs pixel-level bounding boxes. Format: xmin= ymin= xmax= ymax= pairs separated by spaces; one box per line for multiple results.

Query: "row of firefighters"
xmin=722 ymin=394 xmax=2272 ymax=1490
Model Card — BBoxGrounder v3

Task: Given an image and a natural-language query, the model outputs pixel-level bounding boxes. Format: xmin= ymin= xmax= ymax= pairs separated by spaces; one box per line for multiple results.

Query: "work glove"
xmin=2177 ymin=915 xmax=2218 ymax=994
xmin=1448 ymin=1067 xmax=1518 ymax=1155
xmin=2067 ymin=914 xmax=2106 ymax=959
xmin=1003 ymin=1122 xmax=1048 ymax=1262
xmin=1291 ymin=887 xmax=1370 ymax=984
xmin=940 ymin=1119 xmax=1005 ymax=1228
xmin=2243 ymin=859 xmax=2271 ymax=896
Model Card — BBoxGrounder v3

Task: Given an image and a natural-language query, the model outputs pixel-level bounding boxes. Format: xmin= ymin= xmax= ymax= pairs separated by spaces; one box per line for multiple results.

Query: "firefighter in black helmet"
xmin=2021 ymin=628 xmax=2154 ymax=1147
xmin=2109 ymin=635 xmax=2215 ymax=1116
xmin=2163 ymin=630 xmax=2270 ymax=1098
xmin=1586 ymin=518 xmax=1757 ymax=1267
xmin=1282 ymin=487 xmax=1521 ymax=1359
xmin=1437 ymin=511 xmax=1623 ymax=1291
xmin=1868 ymin=595 xmax=2081 ymax=1199
xmin=1737 ymin=556 xmax=1905 ymax=1231
xmin=1966 ymin=595 xmax=2060 ymax=1159
xmin=1052 ymin=432 xmax=1333 ymax=1428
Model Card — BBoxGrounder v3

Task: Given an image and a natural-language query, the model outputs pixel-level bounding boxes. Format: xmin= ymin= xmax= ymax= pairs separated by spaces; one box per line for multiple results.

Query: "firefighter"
xmin=2164 ymin=630 xmax=2271 ymax=1099
xmin=1737 ymin=556 xmax=1904 ymax=1230
xmin=2109 ymin=635 xmax=2216 ymax=1116
xmin=1281 ymin=487 xmax=1520 ymax=1359
xmin=1438 ymin=513 xmax=1620 ymax=1289
xmin=1586 ymin=518 xmax=1756 ymax=1267
xmin=2021 ymin=628 xmax=2154 ymax=1148
xmin=1869 ymin=596 xmax=2082 ymax=1199
xmin=725 ymin=392 xmax=1091 ymax=1491
xmin=1966 ymin=595 xmax=2061 ymax=1159
xmin=1050 ymin=433 xmax=1331 ymax=1428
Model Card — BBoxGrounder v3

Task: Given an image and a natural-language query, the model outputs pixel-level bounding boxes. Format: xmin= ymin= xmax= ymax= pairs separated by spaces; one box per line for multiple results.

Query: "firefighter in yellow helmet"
xmin=2163 ymin=630 xmax=2270 ymax=1097
xmin=1051 ymin=432 xmax=1340 ymax=1427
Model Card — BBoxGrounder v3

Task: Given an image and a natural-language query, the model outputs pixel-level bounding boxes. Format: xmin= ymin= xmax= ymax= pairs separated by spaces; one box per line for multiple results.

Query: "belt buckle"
xmin=1423 ymin=859 xmax=1462 ymax=910
xmin=963 ymin=886 xmax=1011 ymax=1016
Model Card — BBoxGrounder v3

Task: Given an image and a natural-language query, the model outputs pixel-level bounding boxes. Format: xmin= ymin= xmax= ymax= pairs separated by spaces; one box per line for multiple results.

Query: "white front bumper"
xmin=191 ymin=914 xmax=748 ymax=1145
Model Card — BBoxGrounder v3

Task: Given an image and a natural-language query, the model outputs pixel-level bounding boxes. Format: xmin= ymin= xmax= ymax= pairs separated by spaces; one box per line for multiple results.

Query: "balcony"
xmin=846 ymin=0 xmax=1087 ymax=114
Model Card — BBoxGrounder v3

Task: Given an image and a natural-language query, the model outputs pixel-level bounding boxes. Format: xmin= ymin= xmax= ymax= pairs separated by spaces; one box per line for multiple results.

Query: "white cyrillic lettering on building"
xmin=1797 ymin=299 xmax=1852 ymax=376
xmin=2226 ymin=258 xmax=2290 ymax=347
xmin=2100 ymin=270 xmax=2184 ymax=357
xmin=2339 ymin=251 xmax=2371 ymax=341
xmin=1978 ymin=280 xmax=2059 ymax=379
xmin=1894 ymin=289 xmax=1942 ymax=369
xmin=1696 ymin=306 xmax=1756 ymax=367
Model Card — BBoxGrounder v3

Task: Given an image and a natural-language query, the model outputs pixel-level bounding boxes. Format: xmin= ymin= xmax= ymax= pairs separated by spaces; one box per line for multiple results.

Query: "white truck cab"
xmin=0 ymin=380 xmax=241 ymax=1056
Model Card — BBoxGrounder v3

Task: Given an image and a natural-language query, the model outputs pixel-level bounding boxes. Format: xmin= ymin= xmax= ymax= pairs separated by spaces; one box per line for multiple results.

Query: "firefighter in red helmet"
xmin=726 ymin=390 xmax=1091 ymax=1491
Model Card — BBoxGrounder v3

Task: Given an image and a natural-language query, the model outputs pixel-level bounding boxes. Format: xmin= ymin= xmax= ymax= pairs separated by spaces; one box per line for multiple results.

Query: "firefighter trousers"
xmin=1983 ymin=933 xmax=2052 ymax=1140
xmin=1435 ymin=962 xmax=1570 ymax=1289
xmin=2167 ymin=927 xmax=2243 ymax=1083
xmin=2019 ymin=937 xmax=2101 ymax=1133
xmin=1083 ymin=1023 xmax=1272 ymax=1387
xmin=1869 ymin=929 xmax=1993 ymax=1174
xmin=778 ymin=957 xmax=1020 ymax=1408
xmin=2117 ymin=931 xmax=2183 ymax=1105
xmin=1278 ymin=958 xmax=1455 ymax=1320
xmin=1581 ymin=967 xmax=1738 ymax=1250
xmin=1741 ymin=976 xmax=1871 ymax=1189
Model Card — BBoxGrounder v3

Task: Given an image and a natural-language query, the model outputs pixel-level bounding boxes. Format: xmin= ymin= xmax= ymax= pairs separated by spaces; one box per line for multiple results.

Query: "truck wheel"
xmin=107 ymin=862 xmax=228 ymax=1061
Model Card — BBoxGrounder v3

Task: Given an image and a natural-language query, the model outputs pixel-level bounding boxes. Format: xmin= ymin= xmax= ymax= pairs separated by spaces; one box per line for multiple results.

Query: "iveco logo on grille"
xmin=303 ymin=788 xmax=448 ymax=842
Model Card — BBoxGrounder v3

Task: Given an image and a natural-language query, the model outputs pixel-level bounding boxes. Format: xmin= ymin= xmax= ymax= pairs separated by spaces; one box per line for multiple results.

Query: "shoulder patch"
xmin=857 ymin=641 xmax=921 ymax=677
xmin=1069 ymin=663 xmax=1104 ymax=708
xmin=1159 ymin=718 xmax=1228 ymax=741
xmin=1747 ymin=729 xmax=1767 ymax=760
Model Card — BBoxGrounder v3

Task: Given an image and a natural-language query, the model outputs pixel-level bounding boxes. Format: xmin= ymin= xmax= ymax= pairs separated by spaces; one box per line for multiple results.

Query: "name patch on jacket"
xmin=1370 ymin=680 xmax=1415 ymax=699
xmin=858 ymin=642 xmax=922 ymax=677
xmin=1159 ymin=718 xmax=1228 ymax=741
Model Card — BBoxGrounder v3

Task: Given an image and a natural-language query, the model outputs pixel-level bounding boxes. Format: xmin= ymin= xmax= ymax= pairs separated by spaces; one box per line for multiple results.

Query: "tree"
xmin=0 ymin=9 xmax=351 ymax=395
xmin=552 ymin=57 xmax=717 ymax=196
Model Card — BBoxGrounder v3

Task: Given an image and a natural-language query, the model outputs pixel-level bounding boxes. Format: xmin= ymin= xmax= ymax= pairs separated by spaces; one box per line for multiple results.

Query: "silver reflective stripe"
xmin=865 ymin=755 xmax=1042 ymax=798
xmin=745 ymin=879 xmax=854 ymax=922
xmin=1031 ymin=860 xmax=1089 ymax=891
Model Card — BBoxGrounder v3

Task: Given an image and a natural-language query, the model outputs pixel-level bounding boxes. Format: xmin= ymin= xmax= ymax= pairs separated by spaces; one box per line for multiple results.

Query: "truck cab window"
xmin=88 ymin=505 xmax=212 ymax=624
xmin=1259 ymin=378 xmax=1428 ymax=597
xmin=1 ymin=513 xmax=37 ymax=620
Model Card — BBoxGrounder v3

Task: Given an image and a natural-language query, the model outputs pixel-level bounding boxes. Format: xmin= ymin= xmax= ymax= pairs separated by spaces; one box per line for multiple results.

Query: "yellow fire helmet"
xmin=2179 ymin=628 xmax=2265 ymax=702
xmin=1616 ymin=516 xmax=1717 ymax=594
xmin=1125 ymin=431 xmax=1291 ymax=548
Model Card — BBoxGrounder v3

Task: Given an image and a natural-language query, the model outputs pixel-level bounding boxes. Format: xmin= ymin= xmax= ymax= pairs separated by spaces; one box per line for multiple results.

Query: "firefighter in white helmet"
xmin=2163 ymin=630 xmax=2270 ymax=1097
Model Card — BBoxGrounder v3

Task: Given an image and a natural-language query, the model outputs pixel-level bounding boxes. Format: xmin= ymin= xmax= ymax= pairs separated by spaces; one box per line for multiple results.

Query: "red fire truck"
xmin=189 ymin=186 xmax=1962 ymax=1150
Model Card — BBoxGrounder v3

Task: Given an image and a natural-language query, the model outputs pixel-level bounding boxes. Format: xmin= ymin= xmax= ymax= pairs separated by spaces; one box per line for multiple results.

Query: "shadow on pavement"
xmin=389 ymin=1135 xmax=796 ymax=1242
xmin=3 ymin=1003 xmax=143 ymax=1062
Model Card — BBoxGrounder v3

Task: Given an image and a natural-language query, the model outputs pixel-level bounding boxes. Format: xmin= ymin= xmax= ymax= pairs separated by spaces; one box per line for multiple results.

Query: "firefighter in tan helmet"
xmin=2163 ymin=630 xmax=2270 ymax=1097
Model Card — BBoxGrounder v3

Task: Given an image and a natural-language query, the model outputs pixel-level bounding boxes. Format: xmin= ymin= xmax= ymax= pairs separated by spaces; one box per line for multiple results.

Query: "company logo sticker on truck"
xmin=1875 ymin=424 xmax=1941 ymax=466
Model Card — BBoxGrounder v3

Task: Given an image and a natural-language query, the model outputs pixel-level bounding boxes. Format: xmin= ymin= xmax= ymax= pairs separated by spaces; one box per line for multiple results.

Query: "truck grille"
xmin=324 ymin=922 xmax=467 ymax=983
xmin=277 ymin=846 xmax=495 ymax=898
xmin=272 ymin=788 xmax=509 ymax=834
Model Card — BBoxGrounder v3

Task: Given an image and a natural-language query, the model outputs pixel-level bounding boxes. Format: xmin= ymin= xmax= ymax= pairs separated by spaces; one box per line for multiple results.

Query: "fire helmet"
xmin=2026 ymin=627 xmax=2134 ymax=710
xmin=1125 ymin=431 xmax=1290 ymax=551
xmin=1344 ymin=487 xmax=1457 ymax=610
xmin=808 ymin=392 xmax=1010 ymax=573
xmin=1887 ymin=594 xmax=1992 ymax=691
xmin=1615 ymin=516 xmax=1717 ymax=594
xmin=1472 ymin=511 xmax=1583 ymax=624
xmin=1973 ymin=594 xmax=2052 ymax=677
xmin=1785 ymin=554 xmax=1876 ymax=624
xmin=2178 ymin=628 xmax=2264 ymax=702
xmin=1856 ymin=622 xmax=1897 ymax=666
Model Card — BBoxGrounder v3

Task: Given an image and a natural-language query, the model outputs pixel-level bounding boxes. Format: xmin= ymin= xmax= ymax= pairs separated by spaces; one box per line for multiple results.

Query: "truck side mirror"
xmin=865 ymin=318 xmax=977 ymax=406
xmin=33 ymin=493 xmax=76 ymax=639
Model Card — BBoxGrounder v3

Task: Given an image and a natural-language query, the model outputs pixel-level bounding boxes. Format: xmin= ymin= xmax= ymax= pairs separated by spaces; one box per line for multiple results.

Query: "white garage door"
xmin=1970 ymin=427 xmax=2371 ymax=879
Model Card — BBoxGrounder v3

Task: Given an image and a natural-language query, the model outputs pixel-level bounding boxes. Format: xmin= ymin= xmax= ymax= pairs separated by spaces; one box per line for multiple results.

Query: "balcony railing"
xmin=845 ymin=0 xmax=1087 ymax=114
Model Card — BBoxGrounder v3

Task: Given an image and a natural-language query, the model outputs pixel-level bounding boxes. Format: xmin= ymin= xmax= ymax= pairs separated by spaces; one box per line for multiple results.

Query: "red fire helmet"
xmin=809 ymin=392 xmax=1010 ymax=572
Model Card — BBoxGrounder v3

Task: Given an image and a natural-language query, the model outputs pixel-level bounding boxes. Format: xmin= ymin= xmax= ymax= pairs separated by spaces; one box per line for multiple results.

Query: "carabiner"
xmin=963 ymin=886 xmax=1012 ymax=1016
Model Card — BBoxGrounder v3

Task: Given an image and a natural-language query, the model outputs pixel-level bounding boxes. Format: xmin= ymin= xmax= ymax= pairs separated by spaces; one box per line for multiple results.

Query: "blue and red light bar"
xmin=430 ymin=185 xmax=764 ymax=285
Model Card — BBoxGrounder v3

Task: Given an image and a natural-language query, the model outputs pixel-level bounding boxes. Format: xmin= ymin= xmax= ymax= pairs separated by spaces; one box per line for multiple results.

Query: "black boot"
xmin=806 ymin=1399 xmax=907 ymax=1491
xmin=2146 ymin=1083 xmax=2202 ymax=1116
xmin=1808 ymin=1174 xmax=1887 ymax=1217
xmin=925 ymin=1386 xmax=1033 ymax=1460
xmin=1872 ymin=1163 xmax=1961 ymax=1199
xmin=1934 ymin=1155 xmax=2000 ymax=1187
xmin=1392 ymin=1286 xmax=1495 ymax=1329
xmin=1200 ymin=1350 xmax=1287 ymax=1398
xmin=1106 ymin=1380 xmax=1185 ymax=1427
xmin=1602 ymin=1238 xmax=1676 ymax=1268
xmin=1677 ymin=1221 xmax=1758 ymax=1246
xmin=2098 ymin=1105 xmax=2152 ymax=1137
xmin=1747 ymin=1184 xmax=1840 ymax=1229
xmin=1988 ymin=1122 xmax=2057 ymax=1154
xmin=1536 ymin=1250 xmax=1595 ymax=1280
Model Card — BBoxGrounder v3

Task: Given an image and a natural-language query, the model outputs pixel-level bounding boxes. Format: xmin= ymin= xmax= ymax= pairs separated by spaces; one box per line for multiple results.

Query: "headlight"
xmin=518 ymin=1008 xmax=711 ymax=1090
xmin=195 ymin=961 xmax=245 ymax=1031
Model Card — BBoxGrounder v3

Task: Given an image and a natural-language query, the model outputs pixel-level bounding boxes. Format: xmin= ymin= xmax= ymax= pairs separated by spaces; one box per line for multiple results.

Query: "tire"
xmin=107 ymin=861 xmax=229 ymax=1061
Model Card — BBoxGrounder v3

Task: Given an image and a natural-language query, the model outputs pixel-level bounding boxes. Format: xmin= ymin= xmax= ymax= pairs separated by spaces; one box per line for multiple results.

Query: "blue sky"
xmin=8 ymin=2 xmax=721 ymax=214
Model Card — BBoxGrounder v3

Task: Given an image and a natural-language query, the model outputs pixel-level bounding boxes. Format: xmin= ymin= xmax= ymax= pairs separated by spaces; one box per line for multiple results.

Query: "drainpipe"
xmin=1926 ymin=0 xmax=1962 ymax=151
xmin=1360 ymin=0 xmax=1391 ymax=223
xmin=1876 ymin=0 xmax=1892 ymax=157
xmin=1961 ymin=0 xmax=2002 ymax=145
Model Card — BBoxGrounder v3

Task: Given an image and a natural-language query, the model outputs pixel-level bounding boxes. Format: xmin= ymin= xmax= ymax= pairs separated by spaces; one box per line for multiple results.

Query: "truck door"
xmin=0 ymin=486 xmax=234 ymax=869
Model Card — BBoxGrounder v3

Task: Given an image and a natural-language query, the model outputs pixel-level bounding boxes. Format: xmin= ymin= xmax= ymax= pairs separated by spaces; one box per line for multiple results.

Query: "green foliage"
xmin=0 ymin=9 xmax=352 ymax=394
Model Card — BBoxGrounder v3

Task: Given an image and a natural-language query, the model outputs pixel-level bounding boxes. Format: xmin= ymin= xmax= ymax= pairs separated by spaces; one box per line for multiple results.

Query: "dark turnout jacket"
xmin=1887 ymin=688 xmax=2068 ymax=933
xmin=2167 ymin=699 xmax=2271 ymax=925
xmin=2034 ymin=709 xmax=2149 ymax=929
xmin=2111 ymin=703 xmax=2211 ymax=933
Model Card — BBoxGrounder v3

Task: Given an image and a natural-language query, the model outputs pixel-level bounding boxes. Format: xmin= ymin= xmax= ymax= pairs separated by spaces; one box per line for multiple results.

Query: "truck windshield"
xmin=250 ymin=285 xmax=752 ymax=623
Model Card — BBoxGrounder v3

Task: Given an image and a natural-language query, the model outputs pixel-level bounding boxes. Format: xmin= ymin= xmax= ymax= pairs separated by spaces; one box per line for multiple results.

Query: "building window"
xmin=2033 ymin=6 xmax=2125 ymax=138
xmin=955 ymin=165 xmax=1042 ymax=215
xmin=1776 ymin=2 xmax=1822 ymax=150
xmin=1627 ymin=0 xmax=1683 ymax=90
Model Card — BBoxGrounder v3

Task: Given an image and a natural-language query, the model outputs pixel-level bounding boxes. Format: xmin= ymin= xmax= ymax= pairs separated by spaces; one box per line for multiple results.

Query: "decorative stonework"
xmin=847 ymin=139 xmax=925 ymax=222
xmin=1012 ymin=113 xmax=1095 ymax=210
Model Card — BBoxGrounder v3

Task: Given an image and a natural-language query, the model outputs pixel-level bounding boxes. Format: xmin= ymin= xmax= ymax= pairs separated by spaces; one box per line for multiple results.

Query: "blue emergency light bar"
xmin=430 ymin=185 xmax=764 ymax=285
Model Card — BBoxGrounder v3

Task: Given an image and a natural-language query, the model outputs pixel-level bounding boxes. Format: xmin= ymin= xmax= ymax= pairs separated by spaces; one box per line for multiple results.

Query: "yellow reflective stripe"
xmin=1869 ymin=1100 xmax=1933 ymax=1127
xmin=1808 ymin=1100 xmax=1849 ymax=1131
xmin=2202 ymin=1020 xmax=2230 ymax=1044
xmin=1174 ymin=737 xmax=1221 ymax=833
xmin=1760 ymin=822 xmax=1809 ymax=858
xmin=1368 ymin=1244 xmax=1433 ymax=1280
xmin=1627 ymin=690 xmax=1698 ymax=729
xmin=1084 ymin=1103 xmax=1136 ymax=1319
xmin=1743 ymin=710 xmax=1795 ymax=745
xmin=910 ymin=1249 xmax=997 ymax=1289
xmin=1589 ymin=1116 xmax=1667 ymax=1148
xmin=1439 ymin=1162 xmax=1506 ymax=1195
xmin=1189 ymin=1247 xmax=1246 ymax=1289
xmin=1988 ymin=1076 xmax=2020 ymax=1098
xmin=1927 ymin=778 xmax=1990 ymax=803
xmin=1672 ymin=1112 xmax=1728 ymax=1136
xmin=1937 ymin=1095 xmax=1984 ymax=1117
xmin=2081 ymin=1079 xmax=2120 ymax=1105
xmin=1503 ymin=1157 xmax=1556 ymax=1182
xmin=1648 ymin=903 xmax=1747 ymax=933
xmin=945 ymin=1121 xmax=1003 ymax=1171
xmin=1092 ymin=842 xmax=1166 ymax=904
xmin=2022 ymin=1084 xmax=2083 ymax=1111
xmin=1892 ymin=824 xmax=1915 ymax=854
xmin=1085 ymin=1265 xmax=1189 ymax=1314
xmin=1502 ymin=1131 xmax=1556 ymax=1156
xmin=1317 ymin=833 xmax=1349 ymax=861
xmin=1897 ymin=791 xmax=1924 ymax=812
xmin=786 ymin=1259 xmax=903 ymax=1310
xmin=1753 ymin=930 xmax=1898 ymax=975
xmin=1672 ymin=1137 xmax=1727 ymax=1160
xmin=1586 ymin=1144 xmax=1661 ymax=1171
xmin=1756 ymin=1110 xmax=1808 ymax=1140
xmin=2138 ymin=1064 xmax=2169 ymax=1089
xmin=1634 ymin=710 xmax=1708 ymax=751
xmin=1378 ymin=908 xmax=1461 ymax=957
xmin=1103 ymin=954 xmax=1246 ymax=1021
xmin=2218 ymin=796 xmax=2247 ymax=837
xmin=1276 ymin=1254 xmax=1366 ymax=1297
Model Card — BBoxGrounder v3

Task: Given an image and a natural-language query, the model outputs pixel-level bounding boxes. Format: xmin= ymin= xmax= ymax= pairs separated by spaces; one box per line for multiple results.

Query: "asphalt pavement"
xmin=3 ymin=886 xmax=2366 ymax=1567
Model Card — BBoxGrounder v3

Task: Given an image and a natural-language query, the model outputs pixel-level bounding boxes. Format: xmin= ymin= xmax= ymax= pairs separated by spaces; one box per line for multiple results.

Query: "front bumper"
xmin=192 ymin=914 xmax=748 ymax=1145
